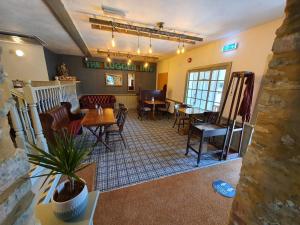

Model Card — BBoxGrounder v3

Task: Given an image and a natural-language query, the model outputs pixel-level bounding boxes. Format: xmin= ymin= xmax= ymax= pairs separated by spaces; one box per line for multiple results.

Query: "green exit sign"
xmin=222 ymin=42 xmax=238 ymax=52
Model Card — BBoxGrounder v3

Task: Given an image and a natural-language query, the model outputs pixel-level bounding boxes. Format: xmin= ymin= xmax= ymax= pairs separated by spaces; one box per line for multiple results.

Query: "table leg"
xmin=152 ymin=104 xmax=155 ymax=119
xmin=87 ymin=126 xmax=112 ymax=151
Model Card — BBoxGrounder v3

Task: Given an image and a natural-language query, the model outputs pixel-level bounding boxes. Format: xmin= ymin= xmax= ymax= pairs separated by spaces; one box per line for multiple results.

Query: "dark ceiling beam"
xmin=43 ymin=0 xmax=91 ymax=56
xmin=89 ymin=18 xmax=203 ymax=44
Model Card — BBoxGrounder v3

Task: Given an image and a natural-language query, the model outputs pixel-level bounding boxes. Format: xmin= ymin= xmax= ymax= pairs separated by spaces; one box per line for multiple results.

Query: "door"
xmin=157 ymin=73 xmax=168 ymax=90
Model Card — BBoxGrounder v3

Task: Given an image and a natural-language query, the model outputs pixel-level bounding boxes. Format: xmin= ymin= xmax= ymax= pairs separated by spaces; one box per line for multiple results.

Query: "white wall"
xmin=0 ymin=41 xmax=49 ymax=81
xmin=157 ymin=18 xmax=283 ymax=119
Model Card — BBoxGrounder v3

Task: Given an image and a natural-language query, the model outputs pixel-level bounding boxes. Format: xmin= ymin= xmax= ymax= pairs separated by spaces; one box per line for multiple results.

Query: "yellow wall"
xmin=0 ymin=41 xmax=49 ymax=81
xmin=157 ymin=18 xmax=283 ymax=115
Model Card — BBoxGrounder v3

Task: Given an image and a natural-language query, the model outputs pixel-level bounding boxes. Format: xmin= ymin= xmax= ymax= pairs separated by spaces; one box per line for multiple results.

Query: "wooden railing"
xmin=9 ymin=78 xmax=80 ymax=153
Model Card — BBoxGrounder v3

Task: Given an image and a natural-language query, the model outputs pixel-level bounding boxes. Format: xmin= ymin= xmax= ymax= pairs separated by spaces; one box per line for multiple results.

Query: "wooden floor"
xmin=93 ymin=159 xmax=242 ymax=225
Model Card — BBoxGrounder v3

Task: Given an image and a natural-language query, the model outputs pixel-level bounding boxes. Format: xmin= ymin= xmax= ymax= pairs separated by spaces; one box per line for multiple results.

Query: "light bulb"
xmin=148 ymin=45 xmax=152 ymax=54
xmin=127 ymin=58 xmax=132 ymax=65
xmin=144 ymin=62 xmax=149 ymax=68
xmin=107 ymin=56 xmax=111 ymax=62
xmin=137 ymin=47 xmax=141 ymax=55
xmin=111 ymin=35 xmax=115 ymax=48
xmin=181 ymin=45 xmax=185 ymax=53
xmin=15 ymin=49 xmax=24 ymax=57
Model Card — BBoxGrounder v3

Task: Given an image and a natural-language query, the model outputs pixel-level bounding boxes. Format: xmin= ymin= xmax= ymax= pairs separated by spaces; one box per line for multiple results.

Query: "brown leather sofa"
xmin=79 ymin=95 xmax=116 ymax=109
xmin=39 ymin=102 xmax=83 ymax=144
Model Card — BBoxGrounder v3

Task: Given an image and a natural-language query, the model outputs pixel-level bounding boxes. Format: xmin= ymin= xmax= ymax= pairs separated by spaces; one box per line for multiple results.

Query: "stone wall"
xmin=0 ymin=48 xmax=37 ymax=224
xmin=229 ymin=0 xmax=300 ymax=224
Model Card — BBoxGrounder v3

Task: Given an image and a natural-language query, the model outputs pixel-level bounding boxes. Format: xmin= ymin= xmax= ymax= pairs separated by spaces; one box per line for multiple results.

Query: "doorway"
xmin=157 ymin=72 xmax=168 ymax=90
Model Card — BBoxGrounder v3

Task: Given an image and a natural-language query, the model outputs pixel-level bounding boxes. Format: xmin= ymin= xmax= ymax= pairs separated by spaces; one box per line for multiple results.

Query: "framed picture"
xmin=105 ymin=73 xmax=123 ymax=86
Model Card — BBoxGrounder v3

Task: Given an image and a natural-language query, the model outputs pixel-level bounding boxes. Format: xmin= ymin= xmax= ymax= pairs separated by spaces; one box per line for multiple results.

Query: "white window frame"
xmin=184 ymin=63 xmax=231 ymax=112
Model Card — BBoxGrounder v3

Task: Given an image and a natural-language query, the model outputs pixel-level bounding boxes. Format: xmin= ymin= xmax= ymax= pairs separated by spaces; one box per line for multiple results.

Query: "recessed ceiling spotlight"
xmin=15 ymin=49 xmax=24 ymax=57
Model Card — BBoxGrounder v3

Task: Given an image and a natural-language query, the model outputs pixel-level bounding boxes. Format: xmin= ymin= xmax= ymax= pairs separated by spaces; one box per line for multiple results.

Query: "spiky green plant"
xmin=27 ymin=130 xmax=93 ymax=193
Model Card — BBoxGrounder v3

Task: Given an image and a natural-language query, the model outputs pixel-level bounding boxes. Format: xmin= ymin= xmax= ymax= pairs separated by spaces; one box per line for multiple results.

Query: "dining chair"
xmin=105 ymin=107 xmax=128 ymax=149
xmin=157 ymin=101 xmax=170 ymax=119
xmin=137 ymin=101 xmax=151 ymax=120
xmin=172 ymin=104 xmax=190 ymax=132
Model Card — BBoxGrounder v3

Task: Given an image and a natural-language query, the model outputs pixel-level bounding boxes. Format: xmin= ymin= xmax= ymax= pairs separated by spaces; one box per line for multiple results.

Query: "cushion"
xmin=66 ymin=119 xmax=82 ymax=135
xmin=142 ymin=107 xmax=151 ymax=111
xmin=105 ymin=124 xmax=119 ymax=133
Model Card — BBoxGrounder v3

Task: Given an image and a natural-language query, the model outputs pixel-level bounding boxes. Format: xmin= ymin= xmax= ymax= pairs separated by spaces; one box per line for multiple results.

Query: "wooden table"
xmin=81 ymin=108 xmax=116 ymax=150
xmin=144 ymin=100 xmax=166 ymax=119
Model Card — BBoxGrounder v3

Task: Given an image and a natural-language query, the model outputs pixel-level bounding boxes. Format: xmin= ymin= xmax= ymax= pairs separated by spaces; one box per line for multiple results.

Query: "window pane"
xmin=212 ymin=70 xmax=218 ymax=80
xmin=191 ymin=90 xmax=196 ymax=98
xmin=193 ymin=72 xmax=199 ymax=80
xmin=210 ymin=81 xmax=217 ymax=91
xmin=196 ymin=90 xmax=202 ymax=99
xmin=203 ymin=81 xmax=209 ymax=90
xmin=207 ymin=101 xmax=213 ymax=111
xmin=201 ymin=91 xmax=207 ymax=100
xmin=197 ymin=81 xmax=203 ymax=90
xmin=199 ymin=72 xmax=204 ymax=79
xmin=208 ymin=91 xmax=215 ymax=101
xmin=192 ymin=81 xmax=197 ymax=89
xmin=215 ymin=92 xmax=222 ymax=103
xmin=200 ymin=100 xmax=206 ymax=109
xmin=188 ymin=90 xmax=192 ymax=97
xmin=195 ymin=99 xmax=200 ymax=108
xmin=189 ymin=81 xmax=193 ymax=88
xmin=186 ymin=98 xmax=191 ymax=105
xmin=218 ymin=69 xmax=226 ymax=80
xmin=216 ymin=81 xmax=224 ymax=91
xmin=204 ymin=71 xmax=210 ymax=80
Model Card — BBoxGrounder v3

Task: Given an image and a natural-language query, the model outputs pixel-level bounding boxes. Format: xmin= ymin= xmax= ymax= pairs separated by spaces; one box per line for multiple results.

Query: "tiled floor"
xmin=84 ymin=111 xmax=230 ymax=192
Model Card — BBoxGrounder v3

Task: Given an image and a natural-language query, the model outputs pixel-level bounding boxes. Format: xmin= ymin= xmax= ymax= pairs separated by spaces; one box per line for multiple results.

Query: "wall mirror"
xmin=128 ymin=73 xmax=135 ymax=91
xmin=105 ymin=73 xmax=123 ymax=86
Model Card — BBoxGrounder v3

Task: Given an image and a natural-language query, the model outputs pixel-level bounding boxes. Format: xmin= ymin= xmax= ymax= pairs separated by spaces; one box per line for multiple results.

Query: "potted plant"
xmin=28 ymin=131 xmax=92 ymax=221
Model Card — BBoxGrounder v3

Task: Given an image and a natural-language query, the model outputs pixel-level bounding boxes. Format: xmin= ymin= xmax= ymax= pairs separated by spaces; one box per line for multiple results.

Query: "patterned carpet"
xmin=84 ymin=111 xmax=231 ymax=192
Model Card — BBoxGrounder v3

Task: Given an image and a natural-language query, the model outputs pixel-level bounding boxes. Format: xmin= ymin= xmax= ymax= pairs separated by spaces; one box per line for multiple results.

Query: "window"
xmin=185 ymin=67 xmax=228 ymax=112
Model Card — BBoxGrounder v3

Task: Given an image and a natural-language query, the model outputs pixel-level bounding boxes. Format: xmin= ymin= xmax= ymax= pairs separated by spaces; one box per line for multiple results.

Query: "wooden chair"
xmin=157 ymin=101 xmax=170 ymax=119
xmin=172 ymin=104 xmax=190 ymax=132
xmin=137 ymin=102 xmax=151 ymax=120
xmin=185 ymin=111 xmax=229 ymax=166
xmin=105 ymin=107 xmax=128 ymax=149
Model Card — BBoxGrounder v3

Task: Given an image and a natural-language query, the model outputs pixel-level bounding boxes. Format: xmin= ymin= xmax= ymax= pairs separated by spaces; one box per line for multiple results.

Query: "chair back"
xmin=117 ymin=108 xmax=128 ymax=132
xmin=203 ymin=111 xmax=220 ymax=124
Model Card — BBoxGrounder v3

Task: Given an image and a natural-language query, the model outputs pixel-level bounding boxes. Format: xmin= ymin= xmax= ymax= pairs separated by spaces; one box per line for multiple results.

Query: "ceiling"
xmin=0 ymin=0 xmax=285 ymax=59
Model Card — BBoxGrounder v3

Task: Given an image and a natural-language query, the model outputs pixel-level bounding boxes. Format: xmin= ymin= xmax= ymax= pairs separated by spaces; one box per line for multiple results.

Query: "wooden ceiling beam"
xmin=89 ymin=18 xmax=203 ymax=44
xmin=93 ymin=49 xmax=159 ymax=61
xmin=43 ymin=0 xmax=91 ymax=56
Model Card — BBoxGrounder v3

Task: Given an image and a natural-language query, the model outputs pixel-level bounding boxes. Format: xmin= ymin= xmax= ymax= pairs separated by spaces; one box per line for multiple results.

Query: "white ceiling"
xmin=0 ymin=0 xmax=285 ymax=58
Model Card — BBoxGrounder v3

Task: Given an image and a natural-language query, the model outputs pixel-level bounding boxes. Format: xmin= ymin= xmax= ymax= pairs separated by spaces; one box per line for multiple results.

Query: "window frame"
xmin=184 ymin=62 xmax=232 ymax=112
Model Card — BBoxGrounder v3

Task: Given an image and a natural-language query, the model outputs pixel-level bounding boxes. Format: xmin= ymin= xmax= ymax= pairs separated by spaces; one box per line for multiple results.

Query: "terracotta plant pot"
xmin=51 ymin=179 xmax=88 ymax=221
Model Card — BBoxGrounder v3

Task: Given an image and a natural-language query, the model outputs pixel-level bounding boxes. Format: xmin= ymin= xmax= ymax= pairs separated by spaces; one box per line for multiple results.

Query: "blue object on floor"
xmin=212 ymin=179 xmax=236 ymax=198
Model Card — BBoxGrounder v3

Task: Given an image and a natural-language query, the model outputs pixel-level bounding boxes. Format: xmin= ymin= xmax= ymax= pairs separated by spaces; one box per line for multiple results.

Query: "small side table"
xmin=36 ymin=191 xmax=100 ymax=225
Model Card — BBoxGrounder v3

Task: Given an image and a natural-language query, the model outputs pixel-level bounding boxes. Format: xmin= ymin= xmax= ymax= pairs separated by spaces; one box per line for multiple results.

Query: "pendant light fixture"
xmin=111 ymin=24 xmax=116 ymax=48
xmin=181 ymin=42 xmax=185 ymax=53
xmin=127 ymin=55 xmax=132 ymax=65
xmin=106 ymin=50 xmax=111 ymax=63
xmin=137 ymin=32 xmax=141 ymax=55
xmin=176 ymin=40 xmax=180 ymax=54
xmin=144 ymin=61 xmax=149 ymax=68
xmin=148 ymin=33 xmax=153 ymax=54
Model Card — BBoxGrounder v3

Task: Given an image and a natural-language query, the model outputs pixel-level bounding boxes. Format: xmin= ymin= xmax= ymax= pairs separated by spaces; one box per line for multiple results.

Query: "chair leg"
xmin=197 ymin=133 xmax=204 ymax=167
xmin=120 ymin=132 xmax=127 ymax=149
xmin=173 ymin=118 xmax=177 ymax=128
xmin=185 ymin=127 xmax=192 ymax=155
